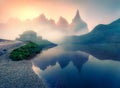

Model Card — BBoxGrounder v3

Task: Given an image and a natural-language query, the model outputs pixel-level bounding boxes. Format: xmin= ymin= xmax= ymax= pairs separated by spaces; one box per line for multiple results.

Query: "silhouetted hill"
xmin=0 ymin=39 xmax=12 ymax=42
xmin=64 ymin=18 xmax=120 ymax=44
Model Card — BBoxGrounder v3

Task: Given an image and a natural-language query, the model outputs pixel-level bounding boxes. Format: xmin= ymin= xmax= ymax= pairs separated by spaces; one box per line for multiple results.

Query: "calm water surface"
xmin=32 ymin=45 xmax=120 ymax=88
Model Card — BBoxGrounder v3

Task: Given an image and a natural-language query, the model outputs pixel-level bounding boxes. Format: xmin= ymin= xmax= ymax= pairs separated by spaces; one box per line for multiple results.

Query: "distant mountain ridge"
xmin=0 ymin=10 xmax=89 ymax=43
xmin=0 ymin=39 xmax=13 ymax=42
xmin=64 ymin=18 xmax=120 ymax=44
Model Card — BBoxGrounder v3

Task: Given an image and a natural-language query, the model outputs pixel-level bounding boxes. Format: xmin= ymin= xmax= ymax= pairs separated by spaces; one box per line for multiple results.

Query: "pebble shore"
xmin=0 ymin=41 xmax=46 ymax=88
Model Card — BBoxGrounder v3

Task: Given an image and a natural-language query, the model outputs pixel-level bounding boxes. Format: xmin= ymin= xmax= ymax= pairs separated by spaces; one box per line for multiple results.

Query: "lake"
xmin=31 ymin=44 xmax=120 ymax=88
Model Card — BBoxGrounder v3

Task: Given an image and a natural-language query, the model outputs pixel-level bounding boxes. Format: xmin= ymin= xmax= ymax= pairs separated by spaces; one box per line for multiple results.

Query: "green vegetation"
xmin=10 ymin=42 xmax=43 ymax=61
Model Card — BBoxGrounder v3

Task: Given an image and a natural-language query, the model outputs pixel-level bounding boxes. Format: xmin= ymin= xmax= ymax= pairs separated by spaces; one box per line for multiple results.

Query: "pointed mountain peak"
xmin=70 ymin=9 xmax=89 ymax=34
xmin=76 ymin=9 xmax=80 ymax=18
xmin=72 ymin=9 xmax=81 ymax=23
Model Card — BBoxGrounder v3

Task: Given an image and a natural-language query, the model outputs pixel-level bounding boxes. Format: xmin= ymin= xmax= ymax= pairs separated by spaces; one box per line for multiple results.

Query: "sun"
xmin=15 ymin=7 xmax=40 ymax=21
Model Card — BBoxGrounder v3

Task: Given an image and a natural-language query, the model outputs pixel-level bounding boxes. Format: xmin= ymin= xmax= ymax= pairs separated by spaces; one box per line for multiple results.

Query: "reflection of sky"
xmin=86 ymin=55 xmax=120 ymax=77
xmin=32 ymin=54 xmax=120 ymax=88
xmin=32 ymin=54 xmax=120 ymax=77
xmin=32 ymin=46 xmax=120 ymax=88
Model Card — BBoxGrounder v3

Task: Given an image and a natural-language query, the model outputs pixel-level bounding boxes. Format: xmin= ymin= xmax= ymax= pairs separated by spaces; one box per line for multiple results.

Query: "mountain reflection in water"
xmin=32 ymin=46 xmax=88 ymax=71
xmin=32 ymin=45 xmax=120 ymax=88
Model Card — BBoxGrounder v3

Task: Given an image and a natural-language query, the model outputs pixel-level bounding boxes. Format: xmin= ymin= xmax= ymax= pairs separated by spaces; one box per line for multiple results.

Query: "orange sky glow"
xmin=0 ymin=0 xmax=77 ymax=23
xmin=0 ymin=0 xmax=120 ymax=31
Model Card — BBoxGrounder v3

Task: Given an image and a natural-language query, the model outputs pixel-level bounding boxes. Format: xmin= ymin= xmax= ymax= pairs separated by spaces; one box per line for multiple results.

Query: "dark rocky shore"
xmin=0 ymin=41 xmax=46 ymax=88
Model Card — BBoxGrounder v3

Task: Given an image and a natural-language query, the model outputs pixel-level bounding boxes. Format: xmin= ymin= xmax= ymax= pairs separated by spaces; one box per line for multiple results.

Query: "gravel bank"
xmin=0 ymin=41 xmax=46 ymax=88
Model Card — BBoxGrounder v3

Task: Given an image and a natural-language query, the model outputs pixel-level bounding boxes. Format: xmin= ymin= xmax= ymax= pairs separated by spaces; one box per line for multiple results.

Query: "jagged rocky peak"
xmin=57 ymin=16 xmax=69 ymax=28
xmin=57 ymin=16 xmax=68 ymax=24
xmin=72 ymin=9 xmax=81 ymax=23
xmin=70 ymin=9 xmax=88 ymax=33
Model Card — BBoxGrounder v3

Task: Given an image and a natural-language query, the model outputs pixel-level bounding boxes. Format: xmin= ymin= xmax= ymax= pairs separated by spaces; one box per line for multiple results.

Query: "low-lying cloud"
xmin=0 ymin=10 xmax=88 ymax=43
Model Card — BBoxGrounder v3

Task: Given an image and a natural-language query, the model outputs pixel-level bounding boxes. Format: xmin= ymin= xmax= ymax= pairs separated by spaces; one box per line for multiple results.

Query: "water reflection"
xmin=64 ymin=44 xmax=120 ymax=61
xmin=32 ymin=45 xmax=120 ymax=88
xmin=32 ymin=46 xmax=88 ymax=71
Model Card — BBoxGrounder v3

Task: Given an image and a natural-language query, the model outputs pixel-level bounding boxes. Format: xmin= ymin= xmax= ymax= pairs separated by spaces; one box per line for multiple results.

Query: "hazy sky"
xmin=0 ymin=0 xmax=120 ymax=30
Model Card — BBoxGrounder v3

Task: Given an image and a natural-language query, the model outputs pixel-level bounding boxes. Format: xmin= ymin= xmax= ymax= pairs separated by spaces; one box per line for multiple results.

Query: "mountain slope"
xmin=64 ymin=18 xmax=120 ymax=44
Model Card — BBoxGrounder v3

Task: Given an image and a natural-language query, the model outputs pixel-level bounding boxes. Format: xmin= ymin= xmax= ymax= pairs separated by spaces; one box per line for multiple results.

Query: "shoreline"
xmin=0 ymin=54 xmax=46 ymax=88
xmin=0 ymin=41 xmax=46 ymax=88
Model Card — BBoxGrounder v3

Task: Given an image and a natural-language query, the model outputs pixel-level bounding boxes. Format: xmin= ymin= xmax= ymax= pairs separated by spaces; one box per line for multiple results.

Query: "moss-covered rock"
xmin=10 ymin=42 xmax=43 ymax=61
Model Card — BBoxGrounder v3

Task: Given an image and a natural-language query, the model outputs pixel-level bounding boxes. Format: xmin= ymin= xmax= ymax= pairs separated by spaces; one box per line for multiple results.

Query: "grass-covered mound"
xmin=10 ymin=42 xmax=43 ymax=61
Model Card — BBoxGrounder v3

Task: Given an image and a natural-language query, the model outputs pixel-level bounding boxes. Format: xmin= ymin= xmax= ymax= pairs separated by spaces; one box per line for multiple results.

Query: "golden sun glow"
xmin=14 ymin=7 xmax=40 ymax=21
